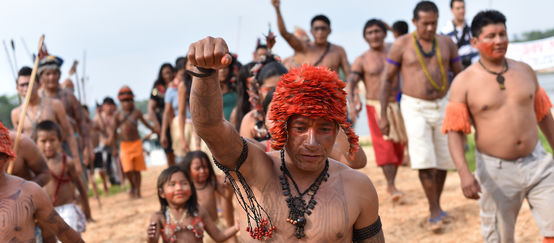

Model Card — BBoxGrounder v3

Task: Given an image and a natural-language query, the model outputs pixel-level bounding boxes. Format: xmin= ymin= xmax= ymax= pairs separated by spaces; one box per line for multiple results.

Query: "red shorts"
xmin=366 ymin=104 xmax=405 ymax=166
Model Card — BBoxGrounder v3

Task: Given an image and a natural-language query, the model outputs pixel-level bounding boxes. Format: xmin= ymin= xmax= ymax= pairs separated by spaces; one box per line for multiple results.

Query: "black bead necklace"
xmin=279 ymin=149 xmax=329 ymax=239
xmin=478 ymin=59 xmax=509 ymax=90
xmin=415 ymin=36 xmax=437 ymax=57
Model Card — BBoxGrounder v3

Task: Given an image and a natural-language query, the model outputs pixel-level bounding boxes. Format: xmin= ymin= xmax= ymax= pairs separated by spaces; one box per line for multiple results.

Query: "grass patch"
xmin=465 ymin=131 xmax=552 ymax=172
xmin=359 ymin=140 xmax=372 ymax=147
xmin=88 ymin=176 xmax=128 ymax=198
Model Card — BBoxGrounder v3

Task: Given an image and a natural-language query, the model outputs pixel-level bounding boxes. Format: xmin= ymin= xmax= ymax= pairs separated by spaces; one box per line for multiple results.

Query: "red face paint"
xmin=478 ymin=41 xmax=495 ymax=57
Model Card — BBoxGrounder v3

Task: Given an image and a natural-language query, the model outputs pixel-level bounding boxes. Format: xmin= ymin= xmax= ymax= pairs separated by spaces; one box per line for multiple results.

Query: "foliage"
xmin=0 ymin=95 xmax=20 ymax=129
xmin=512 ymin=28 xmax=554 ymax=42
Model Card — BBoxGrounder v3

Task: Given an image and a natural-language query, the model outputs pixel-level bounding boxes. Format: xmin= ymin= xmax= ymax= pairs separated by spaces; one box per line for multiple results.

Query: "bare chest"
xmin=0 ymin=189 xmax=36 ymax=242
xmin=305 ymin=47 xmax=342 ymax=72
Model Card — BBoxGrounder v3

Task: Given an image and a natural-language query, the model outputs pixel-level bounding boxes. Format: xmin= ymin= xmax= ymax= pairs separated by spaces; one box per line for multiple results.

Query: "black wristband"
xmin=186 ymin=66 xmax=216 ymax=78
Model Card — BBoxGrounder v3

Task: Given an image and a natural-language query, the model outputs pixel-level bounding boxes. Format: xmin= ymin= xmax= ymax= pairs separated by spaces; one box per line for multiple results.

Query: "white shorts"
xmin=55 ymin=203 xmax=86 ymax=234
xmin=400 ymin=94 xmax=454 ymax=170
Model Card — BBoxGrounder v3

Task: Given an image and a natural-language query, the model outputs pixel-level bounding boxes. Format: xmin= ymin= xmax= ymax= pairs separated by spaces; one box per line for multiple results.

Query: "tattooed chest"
xmin=0 ymin=190 xmax=36 ymax=240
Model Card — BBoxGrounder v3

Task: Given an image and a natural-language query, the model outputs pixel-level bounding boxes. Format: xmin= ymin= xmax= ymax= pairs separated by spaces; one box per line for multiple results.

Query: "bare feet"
xmin=391 ymin=191 xmax=404 ymax=203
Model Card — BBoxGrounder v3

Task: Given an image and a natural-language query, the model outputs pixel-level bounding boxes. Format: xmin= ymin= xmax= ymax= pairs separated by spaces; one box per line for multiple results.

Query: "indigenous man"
xmin=271 ymin=0 xmax=350 ymax=74
xmin=187 ymin=36 xmax=383 ymax=242
xmin=93 ymin=97 xmax=120 ymax=186
xmin=8 ymin=131 xmax=51 ymax=187
xmin=379 ymin=1 xmax=463 ymax=231
xmin=10 ymin=66 xmax=82 ymax=174
xmin=348 ymin=19 xmax=407 ymax=201
xmin=440 ymin=0 xmax=479 ymax=69
xmin=443 ymin=10 xmax=554 ymax=243
xmin=391 ymin=21 xmax=409 ymax=39
xmin=0 ymin=122 xmax=84 ymax=243
xmin=37 ymin=55 xmax=92 ymax=173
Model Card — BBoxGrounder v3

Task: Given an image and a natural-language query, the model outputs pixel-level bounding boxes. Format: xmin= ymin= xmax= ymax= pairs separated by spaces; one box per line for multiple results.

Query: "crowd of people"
xmin=1 ymin=0 xmax=553 ymax=242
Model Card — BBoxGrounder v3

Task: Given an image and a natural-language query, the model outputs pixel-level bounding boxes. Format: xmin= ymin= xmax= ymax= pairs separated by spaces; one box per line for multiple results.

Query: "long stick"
xmin=8 ymin=35 xmax=45 ymax=174
xmin=3 ymin=40 xmax=16 ymax=80
xmin=11 ymin=39 xmax=18 ymax=72
xmin=81 ymin=50 xmax=87 ymax=104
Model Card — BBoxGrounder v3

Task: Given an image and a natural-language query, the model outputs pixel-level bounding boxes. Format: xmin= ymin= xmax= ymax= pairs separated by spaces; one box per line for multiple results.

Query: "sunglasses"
xmin=312 ymin=26 xmax=329 ymax=32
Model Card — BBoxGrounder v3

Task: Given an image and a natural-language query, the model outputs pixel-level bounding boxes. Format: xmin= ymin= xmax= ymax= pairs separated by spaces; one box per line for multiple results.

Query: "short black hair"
xmin=450 ymin=0 xmax=464 ymax=9
xmin=255 ymin=44 xmax=268 ymax=51
xmin=363 ymin=19 xmax=387 ymax=37
xmin=36 ymin=120 xmax=62 ymax=140
xmin=392 ymin=21 xmax=409 ymax=35
xmin=175 ymin=56 xmax=187 ymax=71
xmin=103 ymin=97 xmax=115 ymax=105
xmin=311 ymin=15 xmax=331 ymax=27
xmin=413 ymin=1 xmax=439 ymax=20
xmin=471 ymin=10 xmax=506 ymax=37
xmin=16 ymin=66 xmax=33 ymax=85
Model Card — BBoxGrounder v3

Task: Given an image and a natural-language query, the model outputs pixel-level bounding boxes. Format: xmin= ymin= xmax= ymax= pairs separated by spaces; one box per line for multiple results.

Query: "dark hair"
xmin=235 ymin=62 xmax=256 ymax=129
xmin=154 ymin=63 xmax=174 ymax=87
xmin=256 ymin=61 xmax=287 ymax=86
xmin=450 ymin=0 xmax=464 ymax=9
xmin=413 ymin=1 xmax=439 ymax=20
xmin=311 ymin=14 xmax=331 ymax=27
xmin=103 ymin=97 xmax=115 ymax=105
xmin=471 ymin=10 xmax=506 ymax=37
xmin=36 ymin=120 xmax=62 ymax=140
xmin=175 ymin=57 xmax=187 ymax=72
xmin=262 ymin=87 xmax=275 ymax=115
xmin=363 ymin=19 xmax=387 ymax=37
xmin=81 ymin=105 xmax=89 ymax=112
xmin=181 ymin=151 xmax=217 ymax=189
xmin=16 ymin=66 xmax=33 ymax=85
xmin=392 ymin=21 xmax=409 ymax=35
xmin=255 ymin=44 xmax=268 ymax=52
xmin=157 ymin=165 xmax=198 ymax=216
xmin=221 ymin=54 xmax=241 ymax=92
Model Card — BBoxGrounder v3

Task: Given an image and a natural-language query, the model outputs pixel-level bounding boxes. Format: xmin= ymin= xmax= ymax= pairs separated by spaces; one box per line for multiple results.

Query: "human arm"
xmin=147 ymin=98 xmax=161 ymax=131
xmin=201 ymin=206 xmax=239 ymax=242
xmin=33 ymin=184 xmax=84 ymax=243
xmin=160 ymin=100 xmax=174 ymax=149
xmin=378 ymin=41 xmax=403 ymax=136
xmin=445 ymin=75 xmax=480 ymax=200
xmin=146 ymin=212 xmax=163 ymax=243
xmin=177 ymin=81 xmax=189 ymax=153
xmin=352 ymin=172 xmax=384 ymax=243
xmin=347 ymin=57 xmax=363 ymax=124
xmin=10 ymin=108 xmax=20 ymax=133
xmin=68 ymin=160 xmax=92 ymax=220
xmin=53 ymin=100 xmax=82 ymax=174
xmin=20 ymin=134 xmax=51 ymax=186
xmin=188 ymin=37 xmax=273 ymax=183
xmin=447 ymin=37 xmax=463 ymax=77
xmin=138 ymin=109 xmax=159 ymax=134
xmin=271 ymin=0 xmax=306 ymax=53
xmin=340 ymin=46 xmax=351 ymax=78
xmin=329 ymin=129 xmax=367 ymax=169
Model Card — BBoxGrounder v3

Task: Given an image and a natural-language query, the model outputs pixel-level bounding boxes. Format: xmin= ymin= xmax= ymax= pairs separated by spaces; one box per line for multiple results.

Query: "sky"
xmin=1 ymin=0 xmax=553 ymax=107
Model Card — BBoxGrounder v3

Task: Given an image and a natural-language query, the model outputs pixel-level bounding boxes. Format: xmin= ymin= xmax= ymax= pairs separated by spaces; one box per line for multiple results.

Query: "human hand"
xmin=271 ymin=0 xmax=280 ymax=9
xmin=160 ymin=135 xmax=168 ymax=149
xmin=187 ymin=37 xmax=232 ymax=70
xmin=147 ymin=222 xmax=158 ymax=239
xmin=181 ymin=140 xmax=189 ymax=154
xmin=460 ymin=172 xmax=481 ymax=200
xmin=378 ymin=117 xmax=390 ymax=136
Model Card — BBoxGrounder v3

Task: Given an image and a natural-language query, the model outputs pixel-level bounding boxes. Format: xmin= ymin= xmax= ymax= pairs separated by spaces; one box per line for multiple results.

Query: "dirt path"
xmin=82 ymin=146 xmax=541 ymax=242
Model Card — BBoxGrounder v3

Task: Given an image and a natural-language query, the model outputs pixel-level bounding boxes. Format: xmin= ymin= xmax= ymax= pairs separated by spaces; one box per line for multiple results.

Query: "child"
xmin=182 ymin=151 xmax=236 ymax=243
xmin=147 ymin=166 xmax=238 ymax=243
xmin=113 ymin=86 xmax=159 ymax=198
xmin=35 ymin=120 xmax=92 ymax=237
xmin=0 ymin=122 xmax=83 ymax=243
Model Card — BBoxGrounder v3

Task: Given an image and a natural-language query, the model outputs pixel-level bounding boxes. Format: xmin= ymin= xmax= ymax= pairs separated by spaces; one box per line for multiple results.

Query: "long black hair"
xmin=156 ymin=165 xmax=198 ymax=216
xmin=181 ymin=151 xmax=218 ymax=190
xmin=154 ymin=63 xmax=174 ymax=87
xmin=235 ymin=61 xmax=257 ymax=130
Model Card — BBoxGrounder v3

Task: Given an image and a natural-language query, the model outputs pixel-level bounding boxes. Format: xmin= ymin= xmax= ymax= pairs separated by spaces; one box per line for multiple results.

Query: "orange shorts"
xmin=120 ymin=139 xmax=146 ymax=172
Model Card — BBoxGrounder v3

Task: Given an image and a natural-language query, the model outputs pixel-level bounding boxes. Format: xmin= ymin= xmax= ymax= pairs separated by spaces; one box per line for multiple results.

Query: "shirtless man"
xmin=93 ymin=97 xmax=119 ymax=187
xmin=37 ymin=55 xmax=92 ymax=171
xmin=0 ymin=122 xmax=83 ymax=243
xmin=348 ymin=19 xmax=407 ymax=201
xmin=11 ymin=66 xmax=82 ymax=174
xmin=442 ymin=10 xmax=554 ymax=243
xmin=439 ymin=0 xmax=479 ymax=69
xmin=379 ymin=1 xmax=463 ymax=231
xmin=271 ymin=0 xmax=350 ymax=74
xmin=8 ymin=131 xmax=51 ymax=186
xmin=187 ymin=36 xmax=382 ymax=242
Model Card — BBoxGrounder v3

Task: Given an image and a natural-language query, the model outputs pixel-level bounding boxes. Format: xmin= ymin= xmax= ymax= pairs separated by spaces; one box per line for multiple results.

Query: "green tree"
xmin=0 ymin=95 xmax=20 ymax=129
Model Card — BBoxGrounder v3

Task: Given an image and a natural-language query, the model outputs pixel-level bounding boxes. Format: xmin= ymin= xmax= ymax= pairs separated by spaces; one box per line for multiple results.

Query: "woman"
xmin=148 ymin=63 xmax=175 ymax=166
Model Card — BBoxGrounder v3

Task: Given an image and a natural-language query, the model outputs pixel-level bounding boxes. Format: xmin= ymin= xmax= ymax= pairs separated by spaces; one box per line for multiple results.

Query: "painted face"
xmin=190 ymin=158 xmax=210 ymax=184
xmin=162 ymin=66 xmax=175 ymax=84
xmin=161 ymin=171 xmax=192 ymax=205
xmin=16 ymin=75 xmax=35 ymax=98
xmin=413 ymin=11 xmax=438 ymax=41
xmin=310 ymin=20 xmax=331 ymax=45
xmin=36 ymin=130 xmax=61 ymax=159
xmin=451 ymin=1 xmax=466 ymax=22
xmin=473 ymin=23 xmax=508 ymax=60
xmin=285 ymin=115 xmax=338 ymax=172
xmin=364 ymin=25 xmax=386 ymax=49
xmin=39 ymin=69 xmax=61 ymax=90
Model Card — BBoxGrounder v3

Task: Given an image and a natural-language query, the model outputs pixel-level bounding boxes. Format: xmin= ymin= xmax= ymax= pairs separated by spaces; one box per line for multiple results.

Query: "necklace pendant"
xmin=496 ymin=75 xmax=506 ymax=90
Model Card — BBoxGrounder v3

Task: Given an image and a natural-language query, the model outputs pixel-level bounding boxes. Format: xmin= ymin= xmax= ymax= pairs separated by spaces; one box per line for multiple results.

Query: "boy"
xmin=113 ymin=86 xmax=158 ymax=198
xmin=0 ymin=122 xmax=83 ymax=243
xmin=35 ymin=121 xmax=92 ymax=237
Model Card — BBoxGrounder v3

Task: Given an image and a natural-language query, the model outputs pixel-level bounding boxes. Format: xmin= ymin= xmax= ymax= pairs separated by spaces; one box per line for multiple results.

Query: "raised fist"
xmin=187 ymin=37 xmax=232 ymax=70
xmin=271 ymin=0 xmax=280 ymax=9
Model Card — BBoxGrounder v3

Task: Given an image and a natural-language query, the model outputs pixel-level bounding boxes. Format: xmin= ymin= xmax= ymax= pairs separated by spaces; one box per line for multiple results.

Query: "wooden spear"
xmin=8 ymin=35 xmax=45 ymax=174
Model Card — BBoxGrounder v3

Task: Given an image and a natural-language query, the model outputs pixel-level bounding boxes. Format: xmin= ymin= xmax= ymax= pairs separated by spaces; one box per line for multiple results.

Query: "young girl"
xmin=147 ymin=166 xmax=238 ymax=243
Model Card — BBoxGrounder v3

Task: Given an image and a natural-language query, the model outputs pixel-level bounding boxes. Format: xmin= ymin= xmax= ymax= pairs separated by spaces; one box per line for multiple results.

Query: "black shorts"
xmin=92 ymin=148 xmax=112 ymax=170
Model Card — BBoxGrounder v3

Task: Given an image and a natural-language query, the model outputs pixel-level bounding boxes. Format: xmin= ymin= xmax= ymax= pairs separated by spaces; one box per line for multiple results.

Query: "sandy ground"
xmin=82 ymin=146 xmax=542 ymax=243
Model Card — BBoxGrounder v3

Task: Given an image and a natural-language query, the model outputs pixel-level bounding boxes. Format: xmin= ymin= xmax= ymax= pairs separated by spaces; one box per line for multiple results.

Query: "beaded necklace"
xmin=279 ymin=150 xmax=329 ymax=239
xmin=478 ymin=59 xmax=509 ymax=90
xmin=412 ymin=32 xmax=448 ymax=92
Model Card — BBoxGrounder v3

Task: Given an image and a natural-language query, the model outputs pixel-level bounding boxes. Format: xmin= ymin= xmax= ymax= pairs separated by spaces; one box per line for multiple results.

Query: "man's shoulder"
xmin=7 ymin=175 xmax=41 ymax=194
xmin=330 ymin=43 xmax=346 ymax=53
xmin=330 ymin=159 xmax=371 ymax=185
